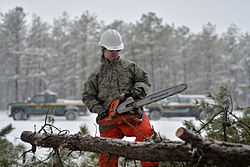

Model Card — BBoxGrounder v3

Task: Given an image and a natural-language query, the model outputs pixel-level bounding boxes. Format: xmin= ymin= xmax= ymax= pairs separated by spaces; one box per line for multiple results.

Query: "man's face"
xmin=104 ymin=49 xmax=120 ymax=62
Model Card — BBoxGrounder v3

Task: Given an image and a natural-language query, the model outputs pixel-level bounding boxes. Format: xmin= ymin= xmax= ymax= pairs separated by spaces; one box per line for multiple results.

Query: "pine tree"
xmin=0 ymin=124 xmax=25 ymax=167
xmin=24 ymin=14 xmax=51 ymax=98
xmin=1 ymin=7 xmax=27 ymax=102
xmin=134 ymin=12 xmax=165 ymax=92
xmin=184 ymin=86 xmax=250 ymax=144
xmin=191 ymin=23 xmax=222 ymax=92
xmin=69 ymin=10 xmax=101 ymax=98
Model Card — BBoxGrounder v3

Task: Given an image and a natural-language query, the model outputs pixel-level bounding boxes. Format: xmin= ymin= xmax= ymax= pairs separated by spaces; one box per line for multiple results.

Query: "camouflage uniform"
xmin=82 ymin=55 xmax=150 ymax=129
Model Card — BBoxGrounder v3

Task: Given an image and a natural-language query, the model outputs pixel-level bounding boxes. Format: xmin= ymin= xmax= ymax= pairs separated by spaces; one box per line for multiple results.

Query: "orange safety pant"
xmin=99 ymin=112 xmax=159 ymax=167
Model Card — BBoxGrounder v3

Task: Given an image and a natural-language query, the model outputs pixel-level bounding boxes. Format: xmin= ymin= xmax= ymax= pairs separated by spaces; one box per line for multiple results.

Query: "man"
xmin=82 ymin=29 xmax=159 ymax=167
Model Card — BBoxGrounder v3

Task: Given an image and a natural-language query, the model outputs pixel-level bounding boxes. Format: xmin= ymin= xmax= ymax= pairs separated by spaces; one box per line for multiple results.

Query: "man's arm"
xmin=82 ymin=76 xmax=105 ymax=114
xmin=132 ymin=63 xmax=151 ymax=97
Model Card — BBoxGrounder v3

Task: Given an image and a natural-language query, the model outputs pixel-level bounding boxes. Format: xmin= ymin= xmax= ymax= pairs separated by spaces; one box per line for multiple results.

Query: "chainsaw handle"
xmin=108 ymin=99 xmax=120 ymax=117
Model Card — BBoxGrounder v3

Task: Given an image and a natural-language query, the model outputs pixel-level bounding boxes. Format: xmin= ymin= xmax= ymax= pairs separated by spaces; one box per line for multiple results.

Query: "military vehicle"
xmin=7 ymin=90 xmax=88 ymax=120
xmin=145 ymin=94 xmax=209 ymax=120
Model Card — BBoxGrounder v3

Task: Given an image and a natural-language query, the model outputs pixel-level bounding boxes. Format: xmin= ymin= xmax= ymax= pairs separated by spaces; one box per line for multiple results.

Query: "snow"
xmin=39 ymin=90 xmax=57 ymax=95
xmin=57 ymin=99 xmax=83 ymax=103
xmin=0 ymin=110 xmax=198 ymax=157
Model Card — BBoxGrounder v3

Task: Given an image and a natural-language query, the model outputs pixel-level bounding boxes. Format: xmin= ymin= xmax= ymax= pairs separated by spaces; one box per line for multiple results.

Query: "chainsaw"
xmin=97 ymin=83 xmax=187 ymax=126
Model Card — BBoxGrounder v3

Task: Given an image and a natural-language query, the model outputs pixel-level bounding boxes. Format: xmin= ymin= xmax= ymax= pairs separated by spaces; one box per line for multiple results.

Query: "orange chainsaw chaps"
xmin=98 ymin=99 xmax=141 ymax=126
xmin=98 ymin=113 xmax=141 ymax=126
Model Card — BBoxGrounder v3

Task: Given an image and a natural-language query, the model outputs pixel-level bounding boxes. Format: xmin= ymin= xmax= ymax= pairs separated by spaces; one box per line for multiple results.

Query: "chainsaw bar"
xmin=116 ymin=83 xmax=187 ymax=114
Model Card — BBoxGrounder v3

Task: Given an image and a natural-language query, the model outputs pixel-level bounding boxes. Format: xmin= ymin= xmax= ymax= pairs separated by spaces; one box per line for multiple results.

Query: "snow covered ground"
xmin=0 ymin=110 xmax=198 ymax=157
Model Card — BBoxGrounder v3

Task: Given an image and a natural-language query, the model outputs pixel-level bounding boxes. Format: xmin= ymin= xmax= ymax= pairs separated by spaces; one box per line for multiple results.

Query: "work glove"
xmin=124 ymin=87 xmax=146 ymax=100
xmin=96 ymin=110 xmax=109 ymax=121
xmin=133 ymin=107 xmax=144 ymax=119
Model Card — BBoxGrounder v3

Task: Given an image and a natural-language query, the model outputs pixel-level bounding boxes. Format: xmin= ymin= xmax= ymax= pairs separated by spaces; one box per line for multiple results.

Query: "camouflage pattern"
xmin=82 ymin=55 xmax=151 ymax=115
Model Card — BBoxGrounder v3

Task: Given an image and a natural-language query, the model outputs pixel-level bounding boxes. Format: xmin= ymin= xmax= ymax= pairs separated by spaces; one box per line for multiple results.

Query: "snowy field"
xmin=0 ymin=110 xmax=198 ymax=157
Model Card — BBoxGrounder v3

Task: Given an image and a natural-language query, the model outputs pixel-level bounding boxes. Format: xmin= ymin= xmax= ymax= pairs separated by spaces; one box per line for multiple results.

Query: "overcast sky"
xmin=1 ymin=0 xmax=250 ymax=34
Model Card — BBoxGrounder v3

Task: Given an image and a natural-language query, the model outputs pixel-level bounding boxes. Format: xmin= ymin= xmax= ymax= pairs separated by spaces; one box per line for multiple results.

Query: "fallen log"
xmin=176 ymin=127 xmax=250 ymax=167
xmin=21 ymin=128 xmax=250 ymax=166
xmin=21 ymin=131 xmax=192 ymax=162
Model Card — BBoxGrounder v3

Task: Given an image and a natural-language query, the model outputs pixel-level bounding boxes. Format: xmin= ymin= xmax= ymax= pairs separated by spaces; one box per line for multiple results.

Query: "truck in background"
xmin=7 ymin=90 xmax=88 ymax=120
xmin=145 ymin=94 xmax=210 ymax=120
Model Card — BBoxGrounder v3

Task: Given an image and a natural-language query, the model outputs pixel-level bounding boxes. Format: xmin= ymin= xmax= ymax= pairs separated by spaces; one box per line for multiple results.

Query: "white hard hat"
xmin=99 ymin=29 xmax=124 ymax=50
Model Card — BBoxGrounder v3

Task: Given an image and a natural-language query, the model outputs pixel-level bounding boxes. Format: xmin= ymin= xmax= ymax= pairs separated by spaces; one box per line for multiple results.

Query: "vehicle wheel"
xmin=149 ymin=110 xmax=161 ymax=120
xmin=65 ymin=110 xmax=78 ymax=120
xmin=13 ymin=110 xmax=27 ymax=120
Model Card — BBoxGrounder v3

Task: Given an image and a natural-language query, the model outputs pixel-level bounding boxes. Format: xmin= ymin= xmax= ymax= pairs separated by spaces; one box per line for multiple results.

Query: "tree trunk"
xmin=21 ymin=128 xmax=250 ymax=166
xmin=176 ymin=127 xmax=250 ymax=167
xmin=21 ymin=131 xmax=192 ymax=162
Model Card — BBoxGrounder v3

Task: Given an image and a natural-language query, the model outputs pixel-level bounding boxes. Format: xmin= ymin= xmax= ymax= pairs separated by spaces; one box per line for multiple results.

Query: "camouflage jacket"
xmin=82 ymin=55 xmax=151 ymax=115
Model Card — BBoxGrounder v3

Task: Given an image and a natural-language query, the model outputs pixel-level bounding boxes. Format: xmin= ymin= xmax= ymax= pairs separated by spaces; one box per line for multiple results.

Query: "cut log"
xmin=21 ymin=131 xmax=192 ymax=162
xmin=176 ymin=127 xmax=250 ymax=167
xmin=21 ymin=128 xmax=250 ymax=166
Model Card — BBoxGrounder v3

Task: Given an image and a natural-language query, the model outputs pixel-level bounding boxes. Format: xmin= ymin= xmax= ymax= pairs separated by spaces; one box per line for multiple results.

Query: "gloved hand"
xmin=96 ymin=110 xmax=109 ymax=121
xmin=124 ymin=87 xmax=146 ymax=100
xmin=133 ymin=107 xmax=144 ymax=119
xmin=133 ymin=87 xmax=146 ymax=99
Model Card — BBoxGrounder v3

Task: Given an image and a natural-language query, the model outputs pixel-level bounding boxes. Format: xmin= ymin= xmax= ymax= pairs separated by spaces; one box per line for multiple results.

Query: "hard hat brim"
xmin=99 ymin=42 xmax=124 ymax=50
